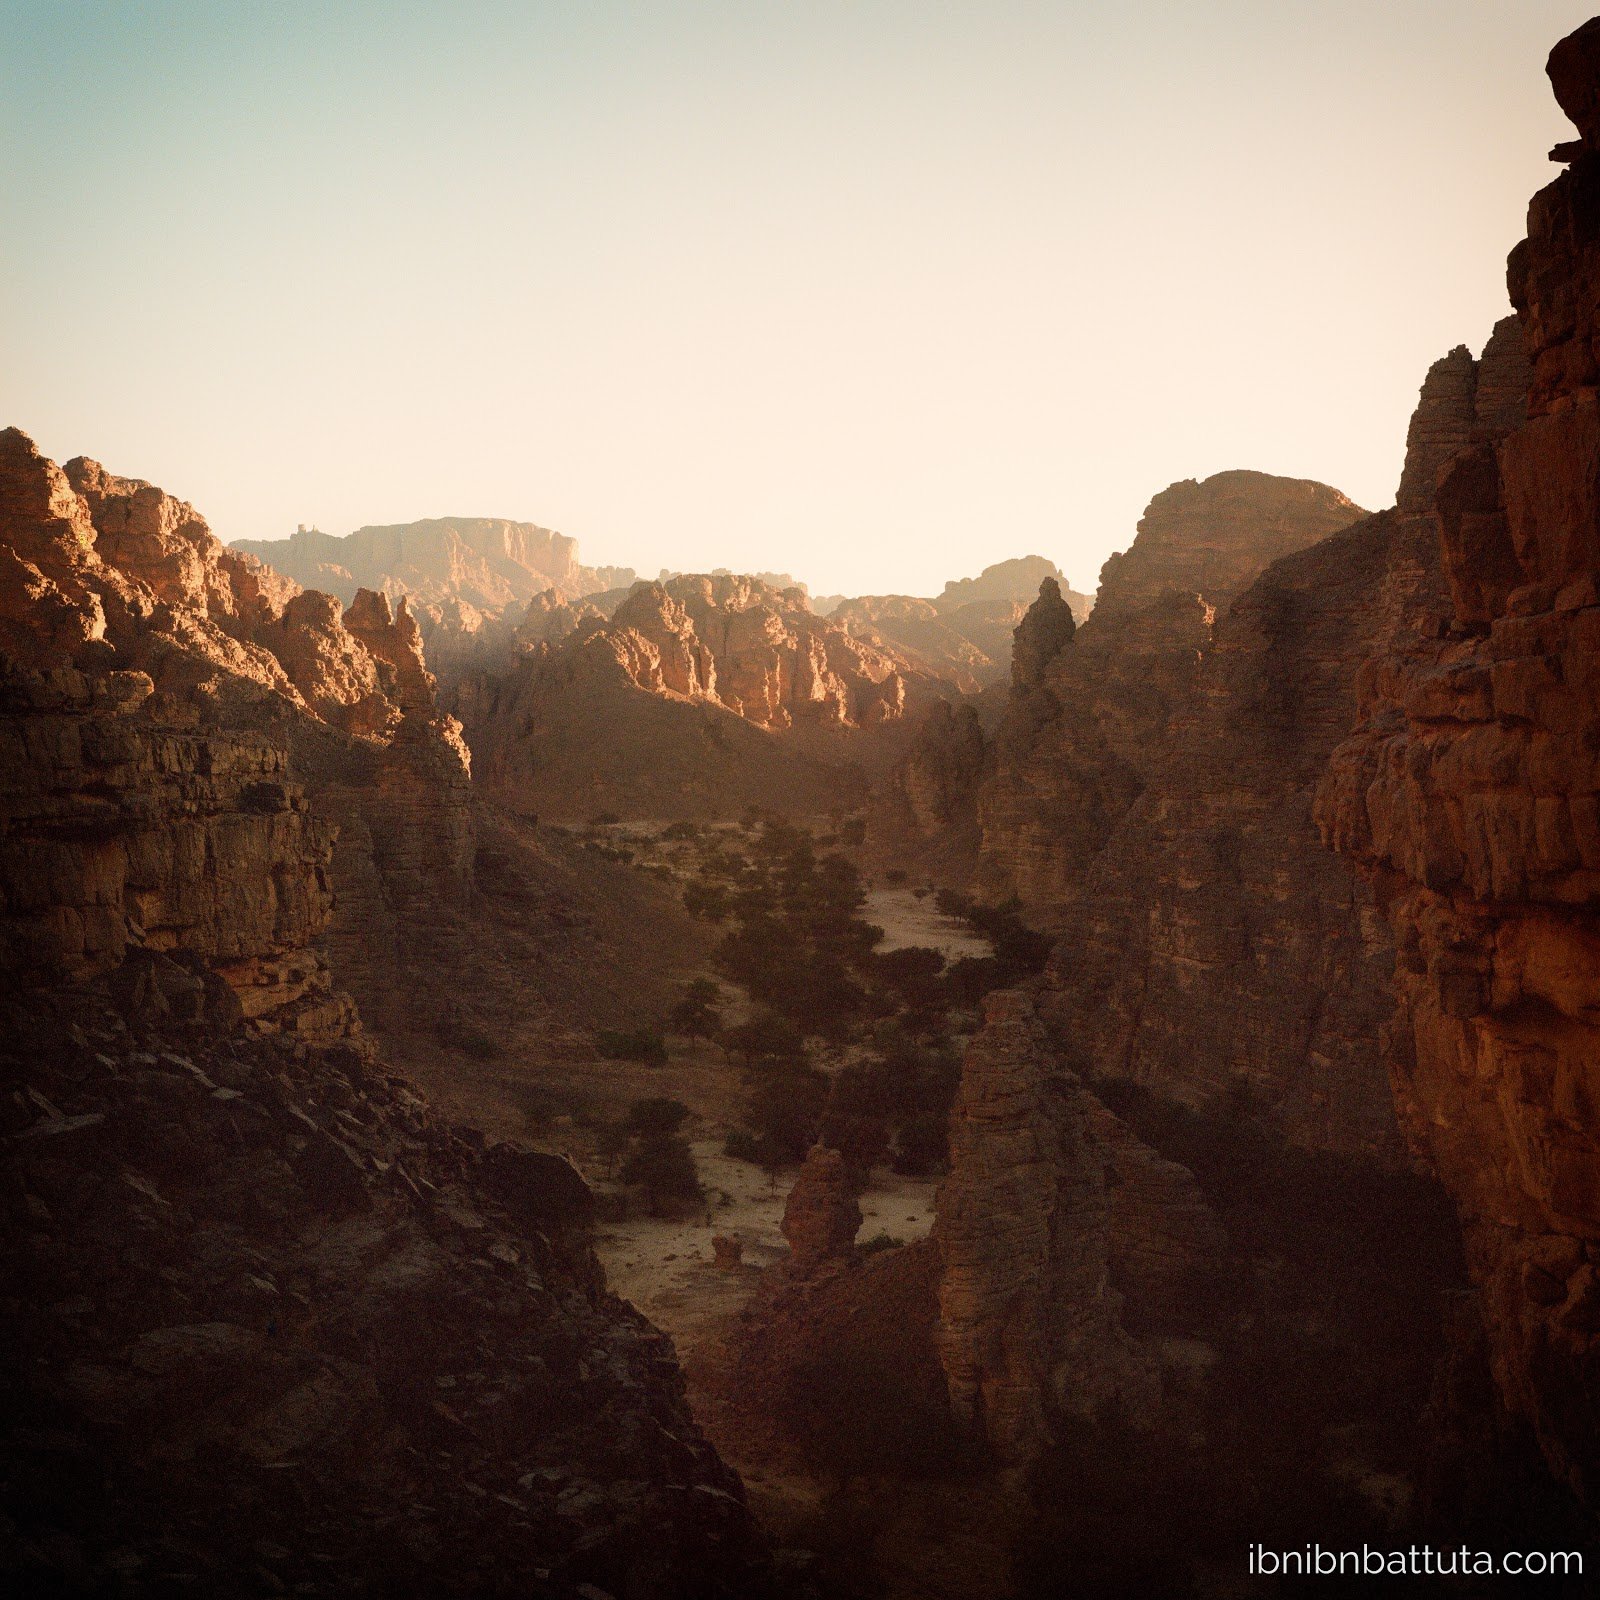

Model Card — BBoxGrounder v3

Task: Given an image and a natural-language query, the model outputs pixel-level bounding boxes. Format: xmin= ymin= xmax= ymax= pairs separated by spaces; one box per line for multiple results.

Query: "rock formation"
xmin=780 ymin=1144 xmax=864 ymax=1277
xmin=832 ymin=558 xmax=1093 ymax=695
xmin=976 ymin=471 xmax=1364 ymax=914
xmin=866 ymin=697 xmax=991 ymax=880
xmin=0 ymin=436 xmax=769 ymax=1591
xmin=933 ymin=990 xmax=1219 ymax=1465
xmin=1319 ymin=22 xmax=1600 ymax=1505
xmin=0 ymin=663 xmax=347 ymax=1036
xmin=936 ymin=556 xmax=1093 ymax=622
xmin=454 ymin=572 xmax=934 ymax=822
xmin=233 ymin=516 xmax=632 ymax=611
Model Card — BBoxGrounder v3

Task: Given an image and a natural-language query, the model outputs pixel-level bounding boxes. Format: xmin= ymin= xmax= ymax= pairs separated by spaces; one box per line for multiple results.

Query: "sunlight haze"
xmin=1 ymin=0 xmax=1587 ymax=596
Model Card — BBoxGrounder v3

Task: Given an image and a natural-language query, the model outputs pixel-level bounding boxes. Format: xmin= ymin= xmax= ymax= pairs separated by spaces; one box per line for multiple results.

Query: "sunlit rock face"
xmin=976 ymin=469 xmax=1363 ymax=914
xmin=230 ymin=515 xmax=632 ymax=610
xmin=1319 ymin=21 xmax=1600 ymax=1505
xmin=0 ymin=663 xmax=352 ymax=1038
xmin=451 ymin=568 xmax=933 ymax=823
xmin=0 ymin=428 xmax=477 ymax=1040
xmin=0 ymin=435 xmax=769 ymax=1594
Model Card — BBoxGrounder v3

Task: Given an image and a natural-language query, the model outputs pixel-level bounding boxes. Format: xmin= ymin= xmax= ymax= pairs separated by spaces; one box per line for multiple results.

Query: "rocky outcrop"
xmin=1040 ymin=498 xmax=1469 ymax=1161
xmin=1 ymin=439 xmax=770 ymax=1591
xmin=658 ymin=574 xmax=910 ymax=730
xmin=936 ymin=556 xmax=1093 ymax=623
xmin=1396 ymin=318 xmax=1530 ymax=514
xmin=829 ymin=594 xmax=996 ymax=693
xmin=454 ymin=572 xmax=931 ymax=821
xmin=932 ymin=990 xmax=1220 ymax=1465
xmin=780 ymin=1145 xmax=863 ymax=1277
xmin=976 ymin=471 xmax=1363 ymax=914
xmin=833 ymin=560 xmax=1093 ymax=695
xmin=1 ymin=919 xmax=765 ymax=1597
xmin=866 ymin=697 xmax=990 ymax=880
xmin=233 ymin=516 xmax=632 ymax=611
xmin=1 ymin=431 xmax=481 ymax=1049
xmin=0 ymin=663 xmax=350 ymax=1040
xmin=1319 ymin=27 xmax=1600 ymax=1505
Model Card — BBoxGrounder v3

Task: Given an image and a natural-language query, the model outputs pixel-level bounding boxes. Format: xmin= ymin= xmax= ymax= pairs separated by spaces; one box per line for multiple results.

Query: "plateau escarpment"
xmin=1320 ymin=17 xmax=1600 ymax=1508
xmin=232 ymin=516 xmax=634 ymax=612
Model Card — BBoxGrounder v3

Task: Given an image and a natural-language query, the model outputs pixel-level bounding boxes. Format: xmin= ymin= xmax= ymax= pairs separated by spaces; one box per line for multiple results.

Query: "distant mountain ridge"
xmin=231 ymin=517 xmax=635 ymax=610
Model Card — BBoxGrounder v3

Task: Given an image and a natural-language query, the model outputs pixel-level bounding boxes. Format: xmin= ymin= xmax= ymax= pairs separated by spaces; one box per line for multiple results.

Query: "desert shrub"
xmin=626 ymin=1097 xmax=690 ymax=1135
xmin=683 ymin=878 xmax=733 ymax=921
xmin=668 ymin=977 xmax=723 ymax=1040
xmin=723 ymin=1128 xmax=762 ymax=1164
xmin=874 ymin=945 xmax=947 ymax=1013
xmin=817 ymin=1061 xmax=895 ymax=1170
xmin=589 ymin=810 xmax=622 ymax=826
xmin=660 ymin=820 xmax=701 ymax=841
xmin=595 ymin=1027 xmax=668 ymax=1067
xmin=942 ymin=954 xmax=1004 ymax=1007
xmin=743 ymin=1062 xmax=829 ymax=1166
xmin=621 ymin=1133 xmax=702 ymax=1214
xmin=721 ymin=1008 xmax=807 ymax=1065
xmin=967 ymin=897 xmax=1052 ymax=979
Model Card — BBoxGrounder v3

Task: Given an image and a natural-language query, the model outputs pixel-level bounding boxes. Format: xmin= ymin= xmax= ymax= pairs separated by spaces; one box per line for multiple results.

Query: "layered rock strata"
xmin=976 ymin=471 xmax=1364 ymax=913
xmin=0 ymin=438 xmax=769 ymax=1590
xmin=0 ymin=430 xmax=479 ymax=1046
xmin=933 ymin=990 xmax=1221 ymax=1465
xmin=1319 ymin=22 xmax=1600 ymax=1504
xmin=233 ymin=516 xmax=633 ymax=610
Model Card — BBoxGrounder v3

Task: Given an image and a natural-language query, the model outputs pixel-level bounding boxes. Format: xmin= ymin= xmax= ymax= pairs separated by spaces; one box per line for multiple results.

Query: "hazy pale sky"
xmin=1 ymin=2 xmax=1588 ymax=597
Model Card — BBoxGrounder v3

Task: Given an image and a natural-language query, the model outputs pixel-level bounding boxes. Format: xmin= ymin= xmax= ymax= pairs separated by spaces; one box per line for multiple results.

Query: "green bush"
xmin=595 ymin=1027 xmax=669 ymax=1067
xmin=668 ymin=977 xmax=723 ymax=1040
xmin=621 ymin=1133 xmax=702 ymax=1214
xmin=626 ymin=1097 xmax=691 ymax=1135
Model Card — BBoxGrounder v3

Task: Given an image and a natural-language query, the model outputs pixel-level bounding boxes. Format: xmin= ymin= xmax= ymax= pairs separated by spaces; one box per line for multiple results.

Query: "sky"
xmin=1 ymin=1 xmax=1590 ymax=598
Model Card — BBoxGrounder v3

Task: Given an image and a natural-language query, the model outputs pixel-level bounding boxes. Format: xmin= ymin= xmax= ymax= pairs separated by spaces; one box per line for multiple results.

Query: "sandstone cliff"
xmin=233 ymin=516 xmax=634 ymax=611
xmin=454 ymin=571 xmax=933 ymax=822
xmin=832 ymin=558 xmax=1092 ymax=696
xmin=0 ymin=440 xmax=769 ymax=1590
xmin=1318 ymin=18 xmax=1600 ymax=1506
xmin=976 ymin=471 xmax=1364 ymax=914
xmin=933 ymin=990 xmax=1217 ymax=1465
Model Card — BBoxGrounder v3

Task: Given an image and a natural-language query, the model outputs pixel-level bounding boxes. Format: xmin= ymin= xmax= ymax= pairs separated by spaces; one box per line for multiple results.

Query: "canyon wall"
xmin=1318 ymin=19 xmax=1600 ymax=1505
xmin=0 ymin=432 xmax=769 ymax=1591
xmin=933 ymin=990 xmax=1222 ymax=1466
xmin=976 ymin=470 xmax=1365 ymax=914
xmin=454 ymin=572 xmax=933 ymax=822
xmin=2 ymin=433 xmax=481 ymax=1046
